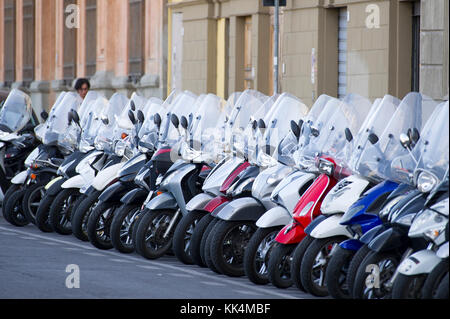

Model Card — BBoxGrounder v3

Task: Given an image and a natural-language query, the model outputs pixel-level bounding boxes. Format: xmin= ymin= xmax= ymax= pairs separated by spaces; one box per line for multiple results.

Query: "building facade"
xmin=0 ymin=0 xmax=448 ymax=111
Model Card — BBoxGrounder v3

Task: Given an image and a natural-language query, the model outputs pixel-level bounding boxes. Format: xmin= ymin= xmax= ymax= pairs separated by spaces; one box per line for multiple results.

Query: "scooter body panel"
xmin=145 ymin=192 xmax=178 ymax=211
xmin=45 ymin=176 xmax=63 ymax=190
xmin=339 ymin=238 xmax=364 ymax=251
xmin=215 ymin=197 xmax=266 ymax=222
xmin=61 ymin=174 xmax=85 ymax=189
xmin=320 ymin=175 xmax=371 ymax=215
xmin=185 ymin=192 xmax=214 ymax=212
xmin=202 ymin=157 xmax=243 ymax=196
xmin=436 ymin=242 xmax=449 ymax=259
xmin=11 ymin=170 xmax=27 ymax=184
xmin=397 ymin=249 xmax=442 ymax=276
xmin=256 ymin=206 xmax=291 ymax=228
xmin=310 ymin=214 xmax=353 ymax=238
xmin=91 ymin=162 xmax=124 ymax=191
xmin=98 ymin=181 xmax=129 ymax=203
xmin=204 ymin=195 xmax=229 ymax=213
xmin=120 ymin=187 xmax=148 ymax=205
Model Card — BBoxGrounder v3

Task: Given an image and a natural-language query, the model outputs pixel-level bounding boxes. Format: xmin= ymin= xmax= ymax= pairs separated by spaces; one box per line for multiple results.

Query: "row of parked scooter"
xmin=0 ymin=87 xmax=448 ymax=299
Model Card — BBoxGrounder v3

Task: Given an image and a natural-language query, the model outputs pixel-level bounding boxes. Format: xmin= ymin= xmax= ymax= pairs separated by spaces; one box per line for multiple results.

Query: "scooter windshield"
xmin=78 ymin=95 xmax=108 ymax=151
xmin=42 ymin=92 xmax=83 ymax=151
xmin=93 ymin=93 xmax=129 ymax=152
xmin=361 ymin=92 xmax=439 ymax=182
xmin=0 ymin=89 xmax=32 ymax=133
xmin=255 ymin=93 xmax=309 ymax=167
xmin=137 ymin=97 xmax=164 ymax=139
xmin=350 ymin=95 xmax=401 ymax=180
xmin=391 ymin=101 xmax=449 ymax=184
xmin=33 ymin=92 xmax=67 ymax=142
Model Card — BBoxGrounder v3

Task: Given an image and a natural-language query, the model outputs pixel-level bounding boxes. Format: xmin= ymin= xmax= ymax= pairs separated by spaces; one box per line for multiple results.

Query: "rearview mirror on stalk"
xmin=400 ymin=133 xmax=411 ymax=149
xmin=345 ymin=128 xmax=353 ymax=142
xmin=180 ymin=116 xmax=188 ymax=130
xmin=368 ymin=133 xmax=379 ymax=145
xmin=137 ymin=110 xmax=145 ymax=123
xmin=128 ymin=110 xmax=136 ymax=124
xmin=290 ymin=120 xmax=300 ymax=139
xmin=258 ymin=119 xmax=266 ymax=129
xmin=310 ymin=126 xmax=319 ymax=137
xmin=408 ymin=128 xmax=420 ymax=146
xmin=154 ymin=113 xmax=161 ymax=128
xmin=171 ymin=114 xmax=179 ymax=128
xmin=71 ymin=110 xmax=80 ymax=125
xmin=41 ymin=111 xmax=49 ymax=121
xmin=130 ymin=100 xmax=136 ymax=111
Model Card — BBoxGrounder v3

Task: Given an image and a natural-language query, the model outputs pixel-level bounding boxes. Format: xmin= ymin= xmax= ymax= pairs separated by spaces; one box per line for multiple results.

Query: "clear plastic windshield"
xmin=255 ymin=93 xmax=309 ymax=167
xmin=360 ymin=92 xmax=439 ymax=182
xmin=349 ymin=95 xmax=401 ymax=180
xmin=33 ymin=92 xmax=67 ymax=142
xmin=0 ymin=89 xmax=32 ymax=133
xmin=93 ymin=93 xmax=129 ymax=151
xmin=391 ymin=101 xmax=449 ymax=183
xmin=77 ymin=96 xmax=108 ymax=151
xmin=42 ymin=92 xmax=82 ymax=151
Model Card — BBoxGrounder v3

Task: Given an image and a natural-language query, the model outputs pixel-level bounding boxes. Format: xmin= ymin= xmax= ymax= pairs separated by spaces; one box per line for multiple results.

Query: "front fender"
xmin=45 ymin=177 xmax=66 ymax=196
xmin=215 ymin=197 xmax=265 ymax=222
xmin=98 ymin=181 xmax=127 ymax=203
xmin=61 ymin=175 xmax=86 ymax=189
xmin=368 ymin=227 xmax=406 ymax=253
xmin=397 ymin=249 xmax=442 ymax=276
xmin=11 ymin=170 xmax=28 ymax=184
xmin=185 ymin=193 xmax=214 ymax=212
xmin=310 ymin=214 xmax=352 ymax=239
xmin=91 ymin=163 xmax=123 ymax=191
xmin=256 ymin=206 xmax=291 ymax=228
xmin=360 ymin=224 xmax=389 ymax=245
xmin=120 ymin=188 xmax=148 ymax=205
xmin=204 ymin=196 xmax=229 ymax=213
xmin=145 ymin=192 xmax=177 ymax=211
xmin=339 ymin=239 xmax=364 ymax=251
xmin=274 ymin=222 xmax=306 ymax=245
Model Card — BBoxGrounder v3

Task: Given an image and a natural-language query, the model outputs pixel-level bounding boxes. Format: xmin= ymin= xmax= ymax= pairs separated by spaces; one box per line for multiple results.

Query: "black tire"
xmin=243 ymin=227 xmax=281 ymax=285
xmin=48 ymin=188 xmax=80 ymax=235
xmin=71 ymin=193 xmax=97 ymax=241
xmin=35 ymin=192 xmax=56 ymax=232
xmin=421 ymin=259 xmax=449 ymax=299
xmin=391 ymin=273 xmax=427 ymax=299
xmin=3 ymin=189 xmax=28 ymax=226
xmin=135 ymin=210 xmax=177 ymax=259
xmin=325 ymin=246 xmax=355 ymax=299
xmin=110 ymin=203 xmax=142 ymax=253
xmin=346 ymin=244 xmax=371 ymax=298
xmin=267 ymin=243 xmax=297 ymax=288
xmin=353 ymin=250 xmax=401 ymax=299
xmin=22 ymin=180 xmax=48 ymax=224
xmin=173 ymin=210 xmax=205 ymax=265
xmin=86 ymin=201 xmax=119 ymax=250
xmin=434 ymin=272 xmax=449 ymax=299
xmin=2 ymin=184 xmax=21 ymax=223
xmin=300 ymin=236 xmax=347 ymax=297
xmin=291 ymin=235 xmax=315 ymax=292
xmin=190 ymin=213 xmax=214 ymax=267
xmin=209 ymin=220 xmax=257 ymax=277
xmin=201 ymin=217 xmax=220 ymax=270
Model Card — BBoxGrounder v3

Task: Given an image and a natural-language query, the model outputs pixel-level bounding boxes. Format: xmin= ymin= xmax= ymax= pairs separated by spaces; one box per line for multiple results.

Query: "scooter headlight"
xmin=395 ymin=213 xmax=416 ymax=226
xmin=115 ymin=140 xmax=126 ymax=157
xmin=409 ymin=202 xmax=448 ymax=243
xmin=417 ymin=171 xmax=439 ymax=193
xmin=267 ymin=166 xmax=293 ymax=186
xmin=318 ymin=158 xmax=334 ymax=176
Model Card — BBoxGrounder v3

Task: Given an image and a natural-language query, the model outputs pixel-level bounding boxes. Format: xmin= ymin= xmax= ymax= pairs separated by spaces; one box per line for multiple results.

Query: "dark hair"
xmin=74 ymin=78 xmax=90 ymax=90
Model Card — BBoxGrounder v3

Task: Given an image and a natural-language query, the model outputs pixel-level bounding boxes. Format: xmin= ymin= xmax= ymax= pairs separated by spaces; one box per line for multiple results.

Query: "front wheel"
xmin=243 ymin=227 xmax=281 ymax=285
xmin=3 ymin=189 xmax=28 ymax=226
xmin=86 ymin=201 xmax=119 ymax=250
xmin=173 ymin=210 xmax=205 ymax=265
xmin=434 ymin=272 xmax=449 ymax=299
xmin=71 ymin=193 xmax=95 ymax=241
xmin=22 ymin=180 xmax=48 ymax=224
xmin=209 ymin=220 xmax=257 ymax=277
xmin=48 ymin=188 xmax=80 ymax=235
xmin=110 ymin=203 xmax=142 ymax=253
xmin=190 ymin=213 xmax=214 ymax=267
xmin=291 ymin=235 xmax=315 ymax=292
xmin=135 ymin=210 xmax=177 ymax=260
xmin=267 ymin=243 xmax=297 ymax=288
xmin=300 ymin=236 xmax=347 ymax=297
xmin=35 ymin=192 xmax=57 ymax=232
xmin=421 ymin=259 xmax=449 ymax=299
xmin=2 ymin=184 xmax=21 ymax=223
xmin=391 ymin=273 xmax=427 ymax=299
xmin=325 ymin=245 xmax=355 ymax=299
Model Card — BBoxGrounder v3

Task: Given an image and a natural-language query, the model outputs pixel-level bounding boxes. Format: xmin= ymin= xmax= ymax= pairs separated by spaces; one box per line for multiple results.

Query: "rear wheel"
xmin=2 ymin=184 xmax=21 ymax=223
xmin=35 ymin=192 xmax=56 ymax=232
xmin=346 ymin=244 xmax=371 ymax=298
xmin=201 ymin=217 xmax=220 ymax=271
xmin=110 ymin=203 xmax=141 ymax=253
xmin=173 ymin=210 xmax=205 ymax=265
xmin=22 ymin=180 xmax=48 ymax=224
xmin=135 ymin=210 xmax=177 ymax=259
xmin=291 ymin=235 xmax=314 ymax=292
xmin=71 ymin=193 xmax=97 ymax=241
xmin=243 ymin=227 xmax=280 ymax=285
xmin=267 ymin=243 xmax=297 ymax=288
xmin=190 ymin=213 xmax=214 ymax=267
xmin=325 ymin=246 xmax=356 ymax=299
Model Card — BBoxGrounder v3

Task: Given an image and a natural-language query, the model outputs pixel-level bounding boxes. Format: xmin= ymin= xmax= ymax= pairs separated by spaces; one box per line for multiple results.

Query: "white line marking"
xmin=19 ymin=236 xmax=35 ymax=240
xmin=168 ymin=272 xmax=194 ymax=278
xmin=0 ymin=225 xmax=302 ymax=299
xmin=136 ymin=265 xmax=162 ymax=270
xmin=84 ymin=252 xmax=105 ymax=257
xmin=109 ymin=258 xmax=132 ymax=263
xmin=199 ymin=281 xmax=226 ymax=287
xmin=234 ymin=289 xmax=264 ymax=296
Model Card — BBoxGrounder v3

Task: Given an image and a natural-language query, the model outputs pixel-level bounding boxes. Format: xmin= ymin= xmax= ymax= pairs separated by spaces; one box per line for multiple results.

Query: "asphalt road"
xmin=0 ymin=213 xmax=317 ymax=299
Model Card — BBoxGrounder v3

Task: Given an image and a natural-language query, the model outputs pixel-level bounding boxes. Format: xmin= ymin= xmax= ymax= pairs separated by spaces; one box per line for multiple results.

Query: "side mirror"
xmin=128 ymin=110 xmax=136 ymax=124
xmin=137 ymin=110 xmax=145 ymax=123
xmin=171 ymin=113 xmax=179 ymax=128
xmin=310 ymin=126 xmax=319 ymax=137
xmin=130 ymin=100 xmax=136 ymax=111
xmin=400 ymin=133 xmax=411 ymax=149
xmin=298 ymin=119 xmax=304 ymax=133
xmin=368 ymin=133 xmax=379 ymax=145
xmin=180 ymin=116 xmax=188 ymax=129
xmin=408 ymin=128 xmax=420 ymax=145
xmin=67 ymin=112 xmax=73 ymax=125
xmin=252 ymin=120 xmax=257 ymax=131
xmin=71 ymin=110 xmax=80 ymax=124
xmin=41 ymin=111 xmax=49 ymax=121
xmin=258 ymin=119 xmax=266 ymax=129
xmin=290 ymin=120 xmax=300 ymax=138
xmin=154 ymin=113 xmax=161 ymax=128
xmin=102 ymin=117 xmax=109 ymax=125
xmin=345 ymin=128 xmax=353 ymax=142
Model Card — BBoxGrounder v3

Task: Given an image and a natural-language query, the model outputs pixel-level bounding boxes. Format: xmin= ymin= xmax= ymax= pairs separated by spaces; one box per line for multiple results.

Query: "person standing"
xmin=74 ymin=78 xmax=90 ymax=99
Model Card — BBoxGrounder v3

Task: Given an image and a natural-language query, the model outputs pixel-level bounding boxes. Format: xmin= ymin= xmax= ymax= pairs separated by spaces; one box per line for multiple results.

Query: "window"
xmin=128 ymin=0 xmax=144 ymax=81
xmin=338 ymin=8 xmax=347 ymax=99
xmin=85 ymin=0 xmax=96 ymax=78
xmin=411 ymin=1 xmax=420 ymax=92
xmin=63 ymin=0 xmax=77 ymax=84
xmin=22 ymin=0 xmax=35 ymax=86
xmin=3 ymin=0 xmax=15 ymax=86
